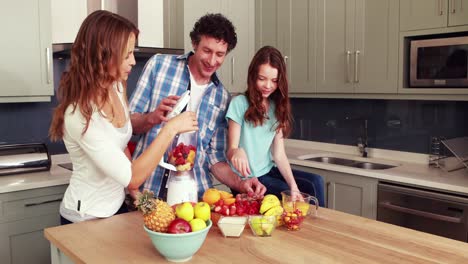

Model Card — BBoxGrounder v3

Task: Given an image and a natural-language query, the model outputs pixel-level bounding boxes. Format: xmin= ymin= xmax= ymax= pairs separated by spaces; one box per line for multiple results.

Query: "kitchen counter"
xmin=44 ymin=208 xmax=468 ymax=263
xmin=0 ymin=154 xmax=71 ymax=193
xmin=285 ymin=139 xmax=468 ymax=195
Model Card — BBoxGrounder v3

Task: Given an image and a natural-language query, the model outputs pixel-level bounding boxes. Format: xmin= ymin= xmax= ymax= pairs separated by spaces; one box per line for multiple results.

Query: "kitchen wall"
xmin=290 ymin=98 xmax=468 ymax=154
xmin=1 ymin=57 xmax=467 ymax=155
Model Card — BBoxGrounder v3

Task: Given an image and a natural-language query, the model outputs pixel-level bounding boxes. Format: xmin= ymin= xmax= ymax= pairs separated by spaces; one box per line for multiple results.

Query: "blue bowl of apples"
xmin=144 ymin=219 xmax=212 ymax=262
xmin=143 ymin=201 xmax=212 ymax=262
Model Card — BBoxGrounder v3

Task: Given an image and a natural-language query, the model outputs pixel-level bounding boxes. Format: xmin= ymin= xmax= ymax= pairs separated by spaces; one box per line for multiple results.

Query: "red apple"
xmin=167 ymin=218 xmax=192 ymax=234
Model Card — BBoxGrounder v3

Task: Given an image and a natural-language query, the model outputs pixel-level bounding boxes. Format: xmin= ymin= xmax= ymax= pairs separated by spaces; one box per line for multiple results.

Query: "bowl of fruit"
xmin=248 ymin=215 xmax=277 ymax=237
xmin=135 ymin=191 xmax=212 ymax=262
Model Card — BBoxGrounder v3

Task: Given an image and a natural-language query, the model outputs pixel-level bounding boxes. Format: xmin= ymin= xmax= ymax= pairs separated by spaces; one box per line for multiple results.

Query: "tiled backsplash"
xmin=290 ymin=98 xmax=468 ymax=154
xmin=1 ymin=57 xmax=467 ymax=155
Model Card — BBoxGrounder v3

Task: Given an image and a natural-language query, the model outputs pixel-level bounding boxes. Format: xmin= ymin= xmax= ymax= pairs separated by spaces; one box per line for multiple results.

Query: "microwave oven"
xmin=409 ymin=36 xmax=468 ymax=88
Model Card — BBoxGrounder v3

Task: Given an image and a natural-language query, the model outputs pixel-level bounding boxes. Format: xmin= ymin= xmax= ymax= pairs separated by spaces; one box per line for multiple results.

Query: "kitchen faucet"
xmin=357 ymin=119 xmax=368 ymax=158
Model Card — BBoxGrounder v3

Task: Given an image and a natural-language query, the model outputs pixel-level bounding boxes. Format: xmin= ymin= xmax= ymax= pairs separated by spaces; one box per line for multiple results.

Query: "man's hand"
xmin=238 ymin=177 xmax=266 ymax=196
xmin=148 ymin=95 xmax=180 ymax=124
xmin=131 ymin=95 xmax=180 ymax=134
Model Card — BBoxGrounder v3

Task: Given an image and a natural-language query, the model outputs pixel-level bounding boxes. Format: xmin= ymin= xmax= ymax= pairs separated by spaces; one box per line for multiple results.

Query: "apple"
xmin=175 ymin=202 xmax=194 ymax=221
xmin=189 ymin=218 xmax=207 ymax=232
xmin=194 ymin=202 xmax=211 ymax=221
xmin=167 ymin=218 xmax=192 ymax=234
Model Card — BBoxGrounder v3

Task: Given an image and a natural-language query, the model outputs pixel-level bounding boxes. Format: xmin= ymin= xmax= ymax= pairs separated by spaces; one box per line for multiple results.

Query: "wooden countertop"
xmin=44 ymin=208 xmax=468 ymax=264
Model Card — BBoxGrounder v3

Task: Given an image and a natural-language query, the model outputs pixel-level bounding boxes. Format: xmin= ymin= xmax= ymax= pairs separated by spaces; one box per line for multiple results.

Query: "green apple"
xmin=175 ymin=202 xmax=194 ymax=222
xmin=194 ymin=202 xmax=211 ymax=221
xmin=189 ymin=218 xmax=207 ymax=232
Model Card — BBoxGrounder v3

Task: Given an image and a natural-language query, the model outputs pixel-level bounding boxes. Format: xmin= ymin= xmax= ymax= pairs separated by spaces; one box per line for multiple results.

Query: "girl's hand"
xmin=230 ymin=148 xmax=251 ymax=177
xmin=166 ymin=111 xmax=198 ymax=134
xmin=291 ymin=189 xmax=304 ymax=202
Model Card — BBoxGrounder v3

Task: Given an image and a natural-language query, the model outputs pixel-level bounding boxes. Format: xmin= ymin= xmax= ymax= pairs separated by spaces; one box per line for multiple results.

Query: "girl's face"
xmin=256 ymin=63 xmax=278 ymax=100
xmin=119 ymin=33 xmax=136 ymax=81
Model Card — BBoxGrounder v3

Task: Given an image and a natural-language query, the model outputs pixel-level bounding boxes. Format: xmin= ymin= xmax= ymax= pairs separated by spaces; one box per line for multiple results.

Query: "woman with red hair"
xmin=226 ymin=46 xmax=324 ymax=205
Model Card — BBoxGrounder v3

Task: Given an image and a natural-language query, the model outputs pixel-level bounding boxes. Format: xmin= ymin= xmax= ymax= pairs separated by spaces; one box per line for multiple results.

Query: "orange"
xmin=223 ymin=198 xmax=236 ymax=205
xmin=219 ymin=190 xmax=233 ymax=199
xmin=202 ymin=188 xmax=221 ymax=205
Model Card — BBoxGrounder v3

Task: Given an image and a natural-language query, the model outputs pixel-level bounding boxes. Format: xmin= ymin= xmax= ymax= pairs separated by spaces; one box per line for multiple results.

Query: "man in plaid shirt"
xmin=129 ymin=13 xmax=266 ymax=199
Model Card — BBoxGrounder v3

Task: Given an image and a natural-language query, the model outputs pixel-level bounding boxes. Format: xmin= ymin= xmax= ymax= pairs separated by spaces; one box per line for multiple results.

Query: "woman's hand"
xmin=166 ymin=111 xmax=198 ymax=134
xmin=229 ymin=148 xmax=251 ymax=177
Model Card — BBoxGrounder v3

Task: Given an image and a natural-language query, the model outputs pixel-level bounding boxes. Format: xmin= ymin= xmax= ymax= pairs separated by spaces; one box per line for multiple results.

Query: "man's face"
xmin=190 ymin=35 xmax=228 ymax=83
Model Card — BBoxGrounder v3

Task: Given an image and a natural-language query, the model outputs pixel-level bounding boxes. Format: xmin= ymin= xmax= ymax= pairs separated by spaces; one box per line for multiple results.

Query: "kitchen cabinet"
xmin=0 ymin=0 xmax=54 ymax=103
xmin=400 ymin=0 xmax=468 ymax=31
xmin=0 ymin=185 xmax=67 ymax=264
xmin=291 ymin=165 xmax=378 ymax=219
xmin=316 ymin=0 xmax=399 ymax=94
xmin=51 ymin=0 xmax=137 ymax=44
xmin=184 ymin=0 xmax=255 ymax=94
xmin=139 ymin=0 xmax=184 ymax=49
xmin=52 ymin=0 xmax=183 ymax=49
xmin=255 ymin=0 xmax=316 ymax=94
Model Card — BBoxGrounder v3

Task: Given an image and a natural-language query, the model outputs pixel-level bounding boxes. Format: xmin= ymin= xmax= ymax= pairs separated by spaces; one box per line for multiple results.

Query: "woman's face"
xmin=119 ymin=33 xmax=136 ymax=81
xmin=256 ymin=63 xmax=278 ymax=99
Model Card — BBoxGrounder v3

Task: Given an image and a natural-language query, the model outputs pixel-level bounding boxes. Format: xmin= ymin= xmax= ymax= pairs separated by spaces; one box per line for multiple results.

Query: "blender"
xmin=165 ymin=134 xmax=198 ymax=206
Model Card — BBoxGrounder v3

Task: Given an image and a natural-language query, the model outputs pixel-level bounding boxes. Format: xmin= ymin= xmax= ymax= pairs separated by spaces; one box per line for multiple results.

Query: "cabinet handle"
xmin=346 ymin=51 xmax=351 ymax=83
xmin=379 ymin=201 xmax=462 ymax=223
xmin=25 ymin=198 xmax=62 ymax=207
xmin=439 ymin=0 xmax=444 ymax=15
xmin=354 ymin=50 xmax=360 ymax=83
xmin=46 ymin=47 xmax=51 ymax=84
xmin=326 ymin=182 xmax=331 ymax=207
xmin=451 ymin=0 xmax=456 ymax=13
xmin=100 ymin=0 xmax=105 ymax=10
xmin=231 ymin=57 xmax=235 ymax=85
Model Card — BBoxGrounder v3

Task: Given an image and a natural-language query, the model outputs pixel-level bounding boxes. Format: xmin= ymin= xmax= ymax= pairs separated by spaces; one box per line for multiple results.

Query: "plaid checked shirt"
xmin=129 ymin=52 xmax=231 ymax=198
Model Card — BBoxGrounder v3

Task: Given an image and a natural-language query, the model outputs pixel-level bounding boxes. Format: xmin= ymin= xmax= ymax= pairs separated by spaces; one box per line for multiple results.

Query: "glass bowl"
xmin=217 ymin=216 xmax=247 ymax=237
xmin=248 ymin=215 xmax=277 ymax=237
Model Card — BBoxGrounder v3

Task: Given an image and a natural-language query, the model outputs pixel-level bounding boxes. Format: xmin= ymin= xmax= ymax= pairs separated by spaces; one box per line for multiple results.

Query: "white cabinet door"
xmin=0 ymin=0 xmax=53 ymax=103
xmin=400 ymin=0 xmax=448 ymax=31
xmin=317 ymin=0 xmax=398 ymax=94
xmin=291 ymin=165 xmax=378 ymax=219
xmin=316 ymin=0 xmax=355 ymax=93
xmin=51 ymin=0 xmax=87 ymax=44
xmin=448 ymin=0 xmax=468 ymax=27
xmin=256 ymin=0 xmax=316 ymax=94
xmin=219 ymin=0 xmax=255 ymax=94
xmin=354 ymin=0 xmax=399 ymax=94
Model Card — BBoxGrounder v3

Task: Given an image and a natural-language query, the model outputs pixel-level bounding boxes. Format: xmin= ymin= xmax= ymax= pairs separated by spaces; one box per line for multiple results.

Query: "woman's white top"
xmin=60 ymin=82 xmax=132 ymax=222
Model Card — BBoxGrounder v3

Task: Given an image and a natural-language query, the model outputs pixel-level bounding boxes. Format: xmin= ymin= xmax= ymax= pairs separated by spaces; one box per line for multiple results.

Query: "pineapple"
xmin=134 ymin=190 xmax=175 ymax=232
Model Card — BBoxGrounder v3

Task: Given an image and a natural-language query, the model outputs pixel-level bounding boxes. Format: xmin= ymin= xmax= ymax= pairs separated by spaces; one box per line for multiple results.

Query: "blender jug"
xmin=165 ymin=132 xmax=198 ymax=206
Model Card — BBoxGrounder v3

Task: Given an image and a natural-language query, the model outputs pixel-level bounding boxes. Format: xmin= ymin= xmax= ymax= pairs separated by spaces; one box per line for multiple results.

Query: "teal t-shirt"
xmin=225 ymin=95 xmax=277 ymax=177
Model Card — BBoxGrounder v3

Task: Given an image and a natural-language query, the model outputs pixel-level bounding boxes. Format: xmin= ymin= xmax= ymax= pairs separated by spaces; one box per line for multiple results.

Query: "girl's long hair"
xmin=244 ymin=46 xmax=292 ymax=137
xmin=49 ymin=10 xmax=139 ymax=141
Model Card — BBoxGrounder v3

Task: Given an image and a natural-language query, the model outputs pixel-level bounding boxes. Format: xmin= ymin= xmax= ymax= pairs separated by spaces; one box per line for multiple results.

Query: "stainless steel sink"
xmin=348 ymin=162 xmax=396 ymax=170
xmin=303 ymin=156 xmax=397 ymax=170
xmin=304 ymin=157 xmax=356 ymax=166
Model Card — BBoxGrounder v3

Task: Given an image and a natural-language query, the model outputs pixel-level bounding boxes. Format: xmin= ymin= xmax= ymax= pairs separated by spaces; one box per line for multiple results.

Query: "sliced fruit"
xmin=261 ymin=194 xmax=280 ymax=204
xmin=223 ymin=197 xmax=236 ymax=205
xmin=219 ymin=190 xmax=234 ymax=199
xmin=202 ymin=188 xmax=221 ymax=205
xmin=259 ymin=199 xmax=281 ymax=214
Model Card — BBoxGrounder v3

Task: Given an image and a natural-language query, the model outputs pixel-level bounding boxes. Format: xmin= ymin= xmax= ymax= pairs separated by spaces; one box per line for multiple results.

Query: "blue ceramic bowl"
xmin=144 ymin=220 xmax=212 ymax=262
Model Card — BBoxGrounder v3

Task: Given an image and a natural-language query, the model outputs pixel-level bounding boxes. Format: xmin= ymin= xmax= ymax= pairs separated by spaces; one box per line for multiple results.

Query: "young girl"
xmin=49 ymin=10 xmax=198 ymax=224
xmin=226 ymin=46 xmax=324 ymax=204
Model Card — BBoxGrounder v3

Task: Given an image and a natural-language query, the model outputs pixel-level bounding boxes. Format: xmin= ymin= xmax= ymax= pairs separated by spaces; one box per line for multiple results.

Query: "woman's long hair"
xmin=49 ymin=10 xmax=139 ymax=141
xmin=244 ymin=46 xmax=292 ymax=137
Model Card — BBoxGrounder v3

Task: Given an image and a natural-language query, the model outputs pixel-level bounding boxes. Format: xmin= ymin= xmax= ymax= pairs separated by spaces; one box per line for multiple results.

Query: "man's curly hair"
xmin=190 ymin=13 xmax=237 ymax=53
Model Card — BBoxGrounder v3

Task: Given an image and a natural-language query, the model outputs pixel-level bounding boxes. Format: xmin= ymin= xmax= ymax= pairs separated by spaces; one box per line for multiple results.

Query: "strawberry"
xmin=213 ymin=205 xmax=222 ymax=213
xmin=229 ymin=204 xmax=237 ymax=216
